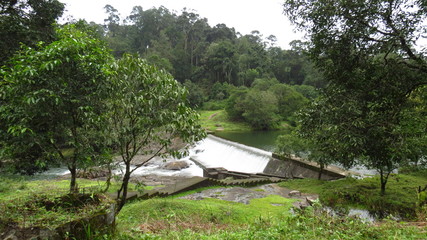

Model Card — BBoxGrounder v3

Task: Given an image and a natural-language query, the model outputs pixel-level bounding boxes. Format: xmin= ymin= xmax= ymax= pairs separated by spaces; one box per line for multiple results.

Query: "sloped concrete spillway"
xmin=190 ymin=135 xmax=271 ymax=174
xmin=189 ymin=135 xmax=347 ymax=180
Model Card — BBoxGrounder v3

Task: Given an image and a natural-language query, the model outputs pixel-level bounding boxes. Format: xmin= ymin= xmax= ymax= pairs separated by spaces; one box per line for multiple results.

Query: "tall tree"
xmin=284 ymin=0 xmax=427 ymax=193
xmin=108 ymin=55 xmax=205 ymax=212
xmin=1 ymin=25 xmax=113 ymax=191
xmin=0 ymin=0 xmax=64 ymax=66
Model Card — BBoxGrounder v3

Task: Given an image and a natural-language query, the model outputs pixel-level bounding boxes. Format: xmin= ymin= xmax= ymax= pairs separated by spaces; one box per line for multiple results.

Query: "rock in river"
xmin=162 ymin=161 xmax=190 ymax=170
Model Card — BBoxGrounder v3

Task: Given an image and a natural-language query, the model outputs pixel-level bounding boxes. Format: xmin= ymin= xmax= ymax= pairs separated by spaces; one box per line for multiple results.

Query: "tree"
xmin=108 ymin=55 xmax=205 ymax=212
xmin=283 ymin=0 xmax=427 ymax=92
xmin=205 ymin=40 xmax=238 ymax=84
xmin=269 ymin=83 xmax=308 ymax=123
xmin=284 ymin=0 xmax=427 ymax=194
xmin=0 ymin=25 xmax=113 ymax=191
xmin=299 ymin=57 xmax=423 ymax=194
xmin=0 ymin=0 xmax=64 ymax=66
xmin=240 ymin=89 xmax=279 ymax=130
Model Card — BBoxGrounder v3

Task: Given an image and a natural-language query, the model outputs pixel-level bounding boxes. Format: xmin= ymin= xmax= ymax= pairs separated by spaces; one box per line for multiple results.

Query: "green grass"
xmin=116 ymin=195 xmax=297 ymax=236
xmin=0 ymin=174 xmax=162 ymax=201
xmin=1 ymin=175 xmax=426 ymax=239
xmin=198 ymin=110 xmax=251 ymax=132
xmin=115 ymin=195 xmax=425 ymax=240
xmin=279 ymin=171 xmax=427 ymax=219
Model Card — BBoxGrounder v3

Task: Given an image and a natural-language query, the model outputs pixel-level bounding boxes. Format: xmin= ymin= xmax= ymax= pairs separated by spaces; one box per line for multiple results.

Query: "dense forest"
xmin=93 ymin=5 xmax=324 ymax=129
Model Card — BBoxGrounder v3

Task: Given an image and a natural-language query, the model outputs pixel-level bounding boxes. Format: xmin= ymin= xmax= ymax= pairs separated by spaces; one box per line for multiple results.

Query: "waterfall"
xmin=189 ymin=135 xmax=272 ymax=173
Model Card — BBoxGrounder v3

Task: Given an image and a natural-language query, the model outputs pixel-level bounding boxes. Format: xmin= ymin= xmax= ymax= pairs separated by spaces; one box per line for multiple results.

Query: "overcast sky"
xmin=59 ymin=0 xmax=304 ymax=49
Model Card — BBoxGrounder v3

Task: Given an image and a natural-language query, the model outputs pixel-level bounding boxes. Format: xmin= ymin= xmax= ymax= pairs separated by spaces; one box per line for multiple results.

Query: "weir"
xmin=189 ymin=134 xmax=350 ymax=180
xmin=189 ymin=135 xmax=271 ymax=174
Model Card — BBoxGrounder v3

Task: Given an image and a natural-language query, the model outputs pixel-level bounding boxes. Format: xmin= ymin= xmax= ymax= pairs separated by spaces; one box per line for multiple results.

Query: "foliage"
xmin=96 ymin=5 xmax=325 ymax=89
xmin=225 ymin=86 xmax=248 ymax=121
xmin=240 ymin=89 xmax=280 ymax=130
xmin=107 ymin=54 xmax=206 ymax=212
xmin=183 ymin=80 xmax=205 ymax=108
xmin=0 ymin=0 xmax=64 ymax=66
xmin=284 ymin=0 xmax=427 ymax=194
xmin=225 ymin=79 xmax=309 ymax=129
xmin=0 ymin=25 xmax=114 ymax=191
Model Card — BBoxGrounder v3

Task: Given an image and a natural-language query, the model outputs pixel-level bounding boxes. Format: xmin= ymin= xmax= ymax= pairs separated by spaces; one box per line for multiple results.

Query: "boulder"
xmin=289 ymin=190 xmax=301 ymax=197
xmin=306 ymin=196 xmax=318 ymax=206
xmin=162 ymin=161 xmax=190 ymax=170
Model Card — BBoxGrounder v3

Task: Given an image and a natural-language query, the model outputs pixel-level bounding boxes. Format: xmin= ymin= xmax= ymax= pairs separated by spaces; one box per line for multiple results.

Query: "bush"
xmin=202 ymin=100 xmax=227 ymax=110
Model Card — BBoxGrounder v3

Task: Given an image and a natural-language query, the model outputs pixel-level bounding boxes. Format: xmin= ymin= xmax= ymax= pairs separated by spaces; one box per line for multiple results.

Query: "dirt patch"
xmin=208 ymin=112 xmax=219 ymax=120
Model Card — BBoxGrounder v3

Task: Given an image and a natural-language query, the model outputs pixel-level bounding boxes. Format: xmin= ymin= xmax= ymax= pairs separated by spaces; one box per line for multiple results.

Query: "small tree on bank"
xmin=108 ymin=55 xmax=206 ymax=212
xmin=0 ymin=25 xmax=113 ymax=192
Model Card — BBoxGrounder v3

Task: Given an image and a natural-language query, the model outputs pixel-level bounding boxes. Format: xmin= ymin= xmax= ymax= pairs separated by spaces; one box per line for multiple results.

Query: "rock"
xmin=298 ymin=202 xmax=310 ymax=209
xmin=306 ymin=196 xmax=318 ymax=206
xmin=77 ymin=167 xmax=110 ymax=179
xmin=162 ymin=161 xmax=190 ymax=170
xmin=3 ymin=230 xmax=18 ymax=240
xmin=289 ymin=190 xmax=301 ymax=197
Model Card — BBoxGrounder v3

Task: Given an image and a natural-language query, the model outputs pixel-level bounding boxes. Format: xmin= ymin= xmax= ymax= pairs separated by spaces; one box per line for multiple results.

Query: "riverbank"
xmin=1 ymin=169 xmax=426 ymax=239
xmin=198 ymin=110 xmax=252 ymax=132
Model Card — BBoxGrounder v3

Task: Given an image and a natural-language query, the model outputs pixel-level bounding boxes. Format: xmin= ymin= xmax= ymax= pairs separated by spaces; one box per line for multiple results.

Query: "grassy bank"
xmin=278 ymin=170 xmax=427 ymax=220
xmin=198 ymin=110 xmax=293 ymax=133
xmin=198 ymin=110 xmax=252 ymax=132
xmin=115 ymin=195 xmax=425 ymax=240
xmin=1 ymin=173 xmax=426 ymax=239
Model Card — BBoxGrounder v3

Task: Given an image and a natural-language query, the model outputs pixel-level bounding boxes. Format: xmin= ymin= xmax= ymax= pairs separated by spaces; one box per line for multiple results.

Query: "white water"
xmin=189 ymin=135 xmax=271 ymax=173
xmin=37 ymin=135 xmax=272 ymax=178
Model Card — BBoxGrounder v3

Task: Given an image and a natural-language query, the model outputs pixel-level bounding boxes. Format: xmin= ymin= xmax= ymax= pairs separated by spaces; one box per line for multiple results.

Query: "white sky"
xmin=59 ymin=0 xmax=304 ymax=49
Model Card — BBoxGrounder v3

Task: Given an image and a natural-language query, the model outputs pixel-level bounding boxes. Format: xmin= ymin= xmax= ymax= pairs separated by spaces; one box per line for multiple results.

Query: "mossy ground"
xmin=0 ymin=175 xmax=155 ymax=231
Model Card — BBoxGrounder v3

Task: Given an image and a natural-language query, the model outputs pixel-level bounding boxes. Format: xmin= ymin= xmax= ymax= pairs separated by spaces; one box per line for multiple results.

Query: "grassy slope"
xmin=198 ymin=110 xmax=251 ymax=132
xmin=116 ymin=191 xmax=425 ymax=240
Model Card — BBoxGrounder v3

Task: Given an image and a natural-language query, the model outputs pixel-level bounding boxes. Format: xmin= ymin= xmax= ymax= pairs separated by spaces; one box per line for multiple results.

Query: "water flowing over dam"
xmin=189 ymin=134 xmax=272 ymax=174
xmin=38 ymin=135 xmax=348 ymax=180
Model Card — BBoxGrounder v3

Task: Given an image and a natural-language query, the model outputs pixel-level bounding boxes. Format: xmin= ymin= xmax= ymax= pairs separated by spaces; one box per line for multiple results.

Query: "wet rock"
xmin=289 ymin=190 xmax=301 ymax=197
xmin=306 ymin=196 xmax=318 ymax=206
xmin=77 ymin=167 xmax=110 ymax=179
xmin=162 ymin=161 xmax=190 ymax=170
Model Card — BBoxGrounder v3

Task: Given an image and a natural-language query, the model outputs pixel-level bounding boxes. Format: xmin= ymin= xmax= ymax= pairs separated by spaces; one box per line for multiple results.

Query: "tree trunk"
xmin=103 ymin=165 xmax=113 ymax=193
xmin=318 ymin=164 xmax=324 ymax=180
xmin=379 ymin=168 xmax=388 ymax=196
xmin=117 ymin=163 xmax=131 ymax=213
xmin=69 ymin=159 xmax=78 ymax=193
